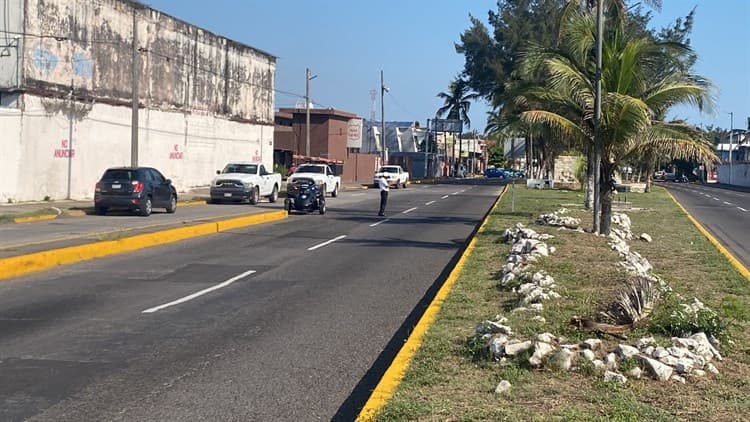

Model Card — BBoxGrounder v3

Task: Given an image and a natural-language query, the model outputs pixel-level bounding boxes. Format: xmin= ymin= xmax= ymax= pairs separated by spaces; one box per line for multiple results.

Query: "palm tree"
xmin=437 ymin=78 xmax=478 ymax=175
xmin=515 ymin=1 xmax=716 ymax=234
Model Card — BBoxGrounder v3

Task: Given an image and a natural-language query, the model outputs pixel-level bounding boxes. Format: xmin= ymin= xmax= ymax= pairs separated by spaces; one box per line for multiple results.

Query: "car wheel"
xmin=166 ymin=194 xmax=177 ymax=213
xmin=321 ymin=184 xmax=327 ymax=197
xmin=139 ymin=197 xmax=152 ymax=216
xmin=331 ymin=184 xmax=339 ymax=198
xmin=319 ymin=199 xmax=326 ymax=215
xmin=268 ymin=185 xmax=279 ymax=203
xmin=284 ymin=198 xmax=292 ymax=214
xmin=249 ymin=186 xmax=260 ymax=205
xmin=96 ymin=206 xmax=108 ymax=215
xmin=402 ymin=181 xmax=407 ymax=189
xmin=394 ymin=182 xmax=400 ymax=189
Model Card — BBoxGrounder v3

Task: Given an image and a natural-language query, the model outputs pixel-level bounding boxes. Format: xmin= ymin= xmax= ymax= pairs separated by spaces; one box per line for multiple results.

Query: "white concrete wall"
xmin=0 ymin=94 xmax=273 ymax=202
xmin=717 ymin=163 xmax=750 ymax=188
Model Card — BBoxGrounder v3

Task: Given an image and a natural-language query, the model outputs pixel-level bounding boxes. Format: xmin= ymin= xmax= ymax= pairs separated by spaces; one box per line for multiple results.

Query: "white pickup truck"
xmin=373 ymin=165 xmax=409 ymax=188
xmin=210 ymin=162 xmax=282 ymax=205
xmin=288 ymin=164 xmax=341 ymax=197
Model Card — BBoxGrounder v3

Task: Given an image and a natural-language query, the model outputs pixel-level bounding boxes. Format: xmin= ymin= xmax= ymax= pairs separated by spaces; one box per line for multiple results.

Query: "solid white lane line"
xmin=370 ymin=218 xmax=390 ymax=227
xmin=403 ymin=207 xmax=418 ymax=214
xmin=713 ymin=197 xmax=720 ymax=201
xmin=451 ymin=192 xmax=460 ymax=195
xmin=441 ymin=195 xmax=449 ymax=199
xmin=308 ymin=235 xmax=347 ymax=251
xmin=425 ymin=200 xmax=436 ymax=206
xmin=351 ymin=193 xmax=365 ymax=197
xmin=739 ymin=207 xmax=748 ymax=212
xmin=724 ymin=201 xmax=733 ymax=205
xmin=143 ymin=269 xmax=256 ymax=314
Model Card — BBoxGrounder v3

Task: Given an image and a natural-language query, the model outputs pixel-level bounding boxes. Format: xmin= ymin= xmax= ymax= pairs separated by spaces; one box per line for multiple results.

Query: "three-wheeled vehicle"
xmin=284 ymin=177 xmax=326 ymax=215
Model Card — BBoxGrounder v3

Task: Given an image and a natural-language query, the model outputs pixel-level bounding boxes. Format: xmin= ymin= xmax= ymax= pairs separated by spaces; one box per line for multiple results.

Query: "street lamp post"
xmin=729 ymin=112 xmax=733 ymax=185
xmin=380 ymin=70 xmax=388 ymax=165
xmin=305 ymin=68 xmax=317 ymax=158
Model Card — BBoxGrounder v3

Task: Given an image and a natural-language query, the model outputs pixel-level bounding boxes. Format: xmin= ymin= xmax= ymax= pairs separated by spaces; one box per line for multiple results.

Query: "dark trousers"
xmin=379 ymin=190 xmax=388 ymax=215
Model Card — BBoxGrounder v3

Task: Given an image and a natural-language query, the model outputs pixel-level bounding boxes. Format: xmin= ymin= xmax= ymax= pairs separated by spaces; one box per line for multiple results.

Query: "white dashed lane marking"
xmin=441 ymin=195 xmax=449 ymax=199
xmin=425 ymin=201 xmax=436 ymax=205
xmin=739 ymin=207 xmax=748 ymax=212
xmin=370 ymin=218 xmax=390 ymax=227
xmin=403 ymin=207 xmax=418 ymax=214
xmin=143 ymin=269 xmax=256 ymax=313
xmin=308 ymin=235 xmax=347 ymax=251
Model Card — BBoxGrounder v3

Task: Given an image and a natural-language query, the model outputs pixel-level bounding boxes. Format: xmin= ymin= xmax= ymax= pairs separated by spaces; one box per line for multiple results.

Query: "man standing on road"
xmin=378 ymin=174 xmax=389 ymax=216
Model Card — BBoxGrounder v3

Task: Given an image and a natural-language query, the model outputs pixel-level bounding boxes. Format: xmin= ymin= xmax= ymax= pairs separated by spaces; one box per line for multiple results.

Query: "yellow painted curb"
xmin=356 ymin=185 xmax=508 ymax=422
xmin=666 ymin=189 xmax=750 ymax=281
xmin=0 ymin=210 xmax=287 ymax=281
xmin=13 ymin=214 xmax=58 ymax=224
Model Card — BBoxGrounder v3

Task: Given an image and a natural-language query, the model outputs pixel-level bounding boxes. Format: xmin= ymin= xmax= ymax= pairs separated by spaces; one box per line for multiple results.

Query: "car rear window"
xmin=101 ymin=169 xmax=135 ymax=181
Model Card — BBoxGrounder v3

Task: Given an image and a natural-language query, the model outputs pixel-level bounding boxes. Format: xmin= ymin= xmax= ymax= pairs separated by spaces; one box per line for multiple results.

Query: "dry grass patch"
xmin=373 ymin=186 xmax=750 ymax=421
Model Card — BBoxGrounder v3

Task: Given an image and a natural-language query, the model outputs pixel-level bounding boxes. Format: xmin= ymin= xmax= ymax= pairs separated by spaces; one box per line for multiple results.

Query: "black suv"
xmin=94 ymin=167 xmax=177 ymax=216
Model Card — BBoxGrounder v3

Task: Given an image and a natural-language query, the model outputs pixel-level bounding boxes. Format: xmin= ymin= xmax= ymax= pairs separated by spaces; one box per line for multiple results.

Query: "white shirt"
xmin=378 ymin=176 xmax=389 ymax=191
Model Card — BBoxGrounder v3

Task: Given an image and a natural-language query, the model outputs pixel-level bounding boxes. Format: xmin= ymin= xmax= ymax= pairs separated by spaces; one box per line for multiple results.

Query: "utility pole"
xmin=380 ymin=70 xmax=388 ymax=165
xmin=592 ymin=0 xmax=604 ymax=233
xmin=305 ymin=68 xmax=316 ymax=158
xmin=729 ymin=112 xmax=733 ymax=185
xmin=66 ymin=36 xmax=74 ymax=200
xmin=130 ymin=7 xmax=139 ymax=167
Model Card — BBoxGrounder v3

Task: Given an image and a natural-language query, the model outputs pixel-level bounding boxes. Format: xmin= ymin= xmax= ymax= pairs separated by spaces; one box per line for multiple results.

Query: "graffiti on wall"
xmin=54 ymin=139 xmax=75 ymax=158
xmin=169 ymin=144 xmax=184 ymax=160
xmin=33 ymin=45 xmax=58 ymax=76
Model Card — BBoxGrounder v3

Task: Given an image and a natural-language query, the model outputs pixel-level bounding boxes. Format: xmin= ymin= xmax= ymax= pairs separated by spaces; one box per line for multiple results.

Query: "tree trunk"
xmin=644 ymin=156 xmax=655 ymax=193
xmin=585 ymin=147 xmax=594 ymax=209
xmin=599 ymin=162 xmax=615 ymax=235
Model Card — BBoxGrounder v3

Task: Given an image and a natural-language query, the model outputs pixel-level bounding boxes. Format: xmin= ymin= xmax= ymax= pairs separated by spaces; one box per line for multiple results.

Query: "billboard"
xmin=432 ymin=119 xmax=463 ymax=133
xmin=347 ymin=118 xmax=363 ymax=148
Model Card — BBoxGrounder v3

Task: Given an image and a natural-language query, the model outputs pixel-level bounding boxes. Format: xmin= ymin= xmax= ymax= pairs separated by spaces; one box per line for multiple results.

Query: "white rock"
xmin=689 ymin=332 xmax=723 ymax=361
xmin=668 ymin=346 xmax=688 ymax=358
xmin=639 ymin=356 xmax=674 ymax=381
xmin=511 ymin=307 xmax=528 ymax=313
xmin=537 ymin=333 xmax=557 ymax=344
xmin=529 ymin=303 xmax=544 ymax=312
xmin=531 ymin=316 xmax=546 ymax=323
xmin=627 ymin=367 xmax=642 ymax=379
xmin=476 ymin=321 xmax=513 ymax=336
xmin=549 ymin=348 xmax=575 ymax=371
xmin=495 ymin=380 xmax=512 ymax=395
xmin=692 ymin=369 xmax=706 ymax=378
xmin=529 ymin=341 xmax=556 ymax=367
xmin=549 ymin=246 xmax=557 ymax=254
xmin=706 ymin=363 xmax=719 ymax=375
xmin=504 ymin=340 xmax=533 ymax=356
xmin=500 ymin=273 xmax=516 ymax=286
xmin=659 ymin=355 xmax=680 ymax=367
xmin=653 ymin=347 xmax=669 ymax=359
xmin=675 ymin=358 xmax=694 ymax=374
xmin=592 ymin=359 xmax=605 ymax=369
xmin=604 ymin=371 xmax=628 ymax=384
xmin=517 ymin=283 xmax=539 ymax=296
xmin=488 ymin=335 xmax=510 ymax=357
xmin=636 ymin=337 xmax=656 ymax=349
xmin=640 ymin=233 xmax=653 ymax=242
xmin=604 ymin=353 xmax=618 ymax=371
xmin=581 ymin=349 xmax=596 ymax=362
xmin=671 ymin=375 xmax=686 ymax=384
xmin=494 ymin=316 xmax=509 ymax=324
xmin=582 ymin=339 xmax=602 ymax=351
xmin=616 ymin=344 xmax=640 ymax=359
xmin=643 ymin=346 xmax=655 ymax=356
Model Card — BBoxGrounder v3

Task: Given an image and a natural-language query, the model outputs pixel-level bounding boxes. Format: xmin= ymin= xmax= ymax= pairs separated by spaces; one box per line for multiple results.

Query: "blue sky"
xmin=145 ymin=0 xmax=749 ymax=132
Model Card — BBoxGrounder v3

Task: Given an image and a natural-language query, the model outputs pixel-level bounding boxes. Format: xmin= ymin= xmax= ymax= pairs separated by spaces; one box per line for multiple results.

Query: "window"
xmin=150 ymin=169 xmax=165 ymax=183
xmin=259 ymin=165 xmax=267 ymax=175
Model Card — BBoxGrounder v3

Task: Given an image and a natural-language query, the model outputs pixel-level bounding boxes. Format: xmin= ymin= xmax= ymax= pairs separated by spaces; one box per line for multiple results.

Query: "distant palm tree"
xmin=437 ymin=78 xmax=478 ymax=174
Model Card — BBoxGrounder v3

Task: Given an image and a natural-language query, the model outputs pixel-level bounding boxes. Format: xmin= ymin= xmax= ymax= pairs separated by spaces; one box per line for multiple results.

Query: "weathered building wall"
xmin=0 ymin=0 xmax=23 ymax=88
xmin=0 ymin=94 xmax=272 ymax=202
xmin=0 ymin=0 xmax=277 ymax=201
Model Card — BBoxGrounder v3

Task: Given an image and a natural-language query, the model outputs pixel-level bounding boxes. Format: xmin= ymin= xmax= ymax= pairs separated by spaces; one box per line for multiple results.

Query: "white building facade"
xmin=0 ymin=0 xmax=275 ymax=201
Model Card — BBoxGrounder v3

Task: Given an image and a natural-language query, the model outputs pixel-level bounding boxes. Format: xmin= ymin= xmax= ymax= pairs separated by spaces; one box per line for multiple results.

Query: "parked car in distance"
xmin=288 ymin=164 xmax=341 ymax=197
xmin=484 ymin=168 xmax=506 ymax=178
xmin=94 ymin=167 xmax=177 ymax=216
xmin=373 ymin=165 xmax=409 ymax=188
xmin=210 ymin=162 xmax=281 ymax=205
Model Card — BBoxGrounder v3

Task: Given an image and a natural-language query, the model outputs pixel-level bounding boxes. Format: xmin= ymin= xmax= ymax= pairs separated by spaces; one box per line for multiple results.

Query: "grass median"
xmin=373 ymin=185 xmax=749 ymax=421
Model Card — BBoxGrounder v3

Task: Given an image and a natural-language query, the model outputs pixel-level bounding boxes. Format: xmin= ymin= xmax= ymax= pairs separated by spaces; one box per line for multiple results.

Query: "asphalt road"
xmin=661 ymin=182 xmax=750 ymax=269
xmin=0 ymin=180 xmax=503 ymax=421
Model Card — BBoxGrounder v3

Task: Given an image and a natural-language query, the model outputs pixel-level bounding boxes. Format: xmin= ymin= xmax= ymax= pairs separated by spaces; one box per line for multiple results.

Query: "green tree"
xmin=516 ymin=1 xmax=717 ymax=234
